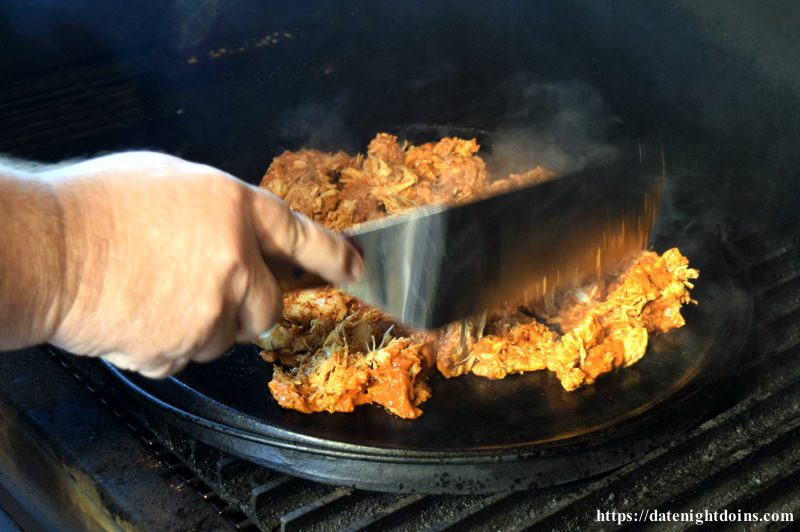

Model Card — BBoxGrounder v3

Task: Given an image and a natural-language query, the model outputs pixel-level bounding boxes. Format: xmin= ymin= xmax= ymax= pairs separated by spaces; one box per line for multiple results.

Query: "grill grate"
xmin=61 ymin=232 xmax=792 ymax=531
xmin=0 ymin=63 xmax=146 ymax=155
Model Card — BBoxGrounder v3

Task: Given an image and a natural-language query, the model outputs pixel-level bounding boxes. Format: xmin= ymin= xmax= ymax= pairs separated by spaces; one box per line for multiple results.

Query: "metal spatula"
xmin=279 ymin=143 xmax=663 ymax=330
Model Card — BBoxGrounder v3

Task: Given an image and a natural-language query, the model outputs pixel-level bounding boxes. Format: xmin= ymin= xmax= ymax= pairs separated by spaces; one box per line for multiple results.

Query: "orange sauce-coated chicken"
xmin=258 ymin=134 xmax=698 ymax=418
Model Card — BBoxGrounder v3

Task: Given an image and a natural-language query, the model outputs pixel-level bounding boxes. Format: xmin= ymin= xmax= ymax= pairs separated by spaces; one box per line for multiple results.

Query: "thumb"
xmin=248 ymin=186 xmax=363 ymax=285
xmin=235 ymin=252 xmax=284 ymax=342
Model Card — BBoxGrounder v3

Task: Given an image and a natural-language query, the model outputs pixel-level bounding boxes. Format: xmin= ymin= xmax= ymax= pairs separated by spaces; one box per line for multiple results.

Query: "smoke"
xmin=268 ymin=79 xmax=624 ymax=189
xmin=464 ymin=76 xmax=746 ymax=281
xmin=275 ymin=92 xmax=357 ymax=152
xmin=652 ymin=166 xmax=724 ymax=254
xmin=485 ymin=81 xmax=622 ymax=177
xmin=478 ymin=79 xmax=743 ymax=263
xmin=176 ymin=0 xmax=223 ymax=49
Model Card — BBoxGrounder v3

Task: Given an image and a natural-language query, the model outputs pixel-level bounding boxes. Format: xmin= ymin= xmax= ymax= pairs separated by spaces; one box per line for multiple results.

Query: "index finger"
xmin=248 ymin=186 xmax=363 ymax=285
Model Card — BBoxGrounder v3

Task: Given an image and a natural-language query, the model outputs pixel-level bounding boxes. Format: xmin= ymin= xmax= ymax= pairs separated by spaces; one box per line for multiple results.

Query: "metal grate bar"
xmin=522 ymin=366 xmax=800 ymax=529
xmin=737 ymin=234 xmax=800 ymax=269
xmin=754 ymin=275 xmax=800 ymax=326
xmin=217 ymin=457 xmax=250 ymax=479
xmin=343 ymin=494 xmax=428 ymax=532
xmin=754 ymin=307 xmax=800 ymax=360
xmin=0 ymin=64 xmax=146 ymax=154
xmin=0 ymin=107 xmax=140 ymax=148
xmin=279 ymin=487 xmax=354 ymax=532
xmin=729 ymin=471 xmax=800 ymax=531
xmin=0 ymin=82 xmax=137 ymax=121
xmin=215 ymin=457 xmax=278 ymax=503
xmin=280 ymin=490 xmax=411 ymax=532
xmin=647 ymin=425 xmax=800 ymax=530
xmin=451 ymin=327 xmax=800 ymax=530
xmin=253 ymin=478 xmax=335 ymax=530
xmin=751 ymin=248 xmax=800 ymax=296
xmin=426 ymin=492 xmax=519 ymax=531
xmin=0 ymin=94 xmax=141 ymax=134
xmin=0 ymin=68 xmax=134 ymax=101
xmin=251 ymin=476 xmax=297 ymax=502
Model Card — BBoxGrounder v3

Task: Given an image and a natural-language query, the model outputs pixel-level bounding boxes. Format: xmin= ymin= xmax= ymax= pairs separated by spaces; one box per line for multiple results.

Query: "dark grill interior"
xmin=0 ymin=63 xmax=146 ymax=157
xmin=2 ymin=2 xmax=800 ymax=530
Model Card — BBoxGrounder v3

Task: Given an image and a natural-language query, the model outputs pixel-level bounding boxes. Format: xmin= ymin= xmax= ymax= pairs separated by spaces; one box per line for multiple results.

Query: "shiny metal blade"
xmin=339 ymin=143 xmax=664 ymax=330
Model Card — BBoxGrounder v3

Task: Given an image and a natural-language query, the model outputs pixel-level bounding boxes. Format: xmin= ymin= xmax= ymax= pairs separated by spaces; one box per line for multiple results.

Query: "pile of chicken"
xmin=257 ymin=133 xmax=699 ymax=419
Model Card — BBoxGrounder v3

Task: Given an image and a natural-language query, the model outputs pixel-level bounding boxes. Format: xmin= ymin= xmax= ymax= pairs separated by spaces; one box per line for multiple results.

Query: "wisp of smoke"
xmin=485 ymin=81 xmax=621 ymax=177
xmin=275 ymin=92 xmax=356 ymax=152
xmin=176 ymin=0 xmax=222 ymax=49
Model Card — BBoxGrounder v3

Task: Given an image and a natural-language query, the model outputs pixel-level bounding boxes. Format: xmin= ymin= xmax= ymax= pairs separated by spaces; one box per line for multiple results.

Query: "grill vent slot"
xmin=0 ymin=64 xmax=145 ymax=155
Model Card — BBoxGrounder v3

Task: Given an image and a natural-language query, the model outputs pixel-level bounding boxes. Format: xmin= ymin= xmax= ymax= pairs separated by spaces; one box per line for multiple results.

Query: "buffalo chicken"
xmin=257 ymin=134 xmax=698 ymax=418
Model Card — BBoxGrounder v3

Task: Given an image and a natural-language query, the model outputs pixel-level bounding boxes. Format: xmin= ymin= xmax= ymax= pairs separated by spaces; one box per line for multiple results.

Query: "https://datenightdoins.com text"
xmin=596 ymin=508 xmax=794 ymax=526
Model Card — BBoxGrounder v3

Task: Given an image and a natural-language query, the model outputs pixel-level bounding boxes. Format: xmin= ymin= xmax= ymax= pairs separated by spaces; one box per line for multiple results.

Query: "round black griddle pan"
xmin=106 ymin=221 xmax=751 ymax=494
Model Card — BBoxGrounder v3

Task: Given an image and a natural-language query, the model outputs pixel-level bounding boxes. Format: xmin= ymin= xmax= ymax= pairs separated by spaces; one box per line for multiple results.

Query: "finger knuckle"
xmin=219 ymin=243 xmax=248 ymax=275
xmin=284 ymin=211 xmax=309 ymax=257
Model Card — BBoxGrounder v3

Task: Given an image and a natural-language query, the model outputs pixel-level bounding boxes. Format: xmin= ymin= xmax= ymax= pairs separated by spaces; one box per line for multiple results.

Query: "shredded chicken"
xmin=257 ymin=133 xmax=698 ymax=418
xmin=267 ymin=317 xmax=434 ymax=419
xmin=262 ymin=133 xmax=497 ymax=230
xmin=436 ymin=249 xmax=698 ymax=390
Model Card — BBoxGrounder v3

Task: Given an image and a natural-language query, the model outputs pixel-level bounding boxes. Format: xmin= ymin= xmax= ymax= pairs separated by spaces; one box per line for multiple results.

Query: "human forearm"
xmin=0 ymin=164 xmax=71 ymax=349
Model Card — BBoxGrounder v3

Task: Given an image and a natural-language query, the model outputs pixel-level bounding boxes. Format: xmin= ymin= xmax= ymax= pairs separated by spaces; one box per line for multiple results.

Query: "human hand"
xmin=44 ymin=152 xmax=362 ymax=378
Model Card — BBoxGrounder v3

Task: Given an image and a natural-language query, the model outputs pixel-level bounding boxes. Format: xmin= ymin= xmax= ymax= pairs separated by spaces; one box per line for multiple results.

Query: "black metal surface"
xmin=103 ymin=218 xmax=751 ymax=493
xmin=0 ymin=348 xmax=234 ymax=531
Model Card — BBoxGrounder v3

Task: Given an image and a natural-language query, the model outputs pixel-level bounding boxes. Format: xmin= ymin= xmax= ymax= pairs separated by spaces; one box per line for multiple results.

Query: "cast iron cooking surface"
xmin=107 ymin=226 xmax=750 ymax=488
xmin=105 ymin=138 xmax=751 ymax=492
xmin=110 ymin=229 xmax=745 ymax=446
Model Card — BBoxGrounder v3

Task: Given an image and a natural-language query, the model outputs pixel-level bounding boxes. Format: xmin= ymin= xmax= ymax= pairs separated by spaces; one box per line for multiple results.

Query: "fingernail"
xmin=349 ymin=253 xmax=364 ymax=282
